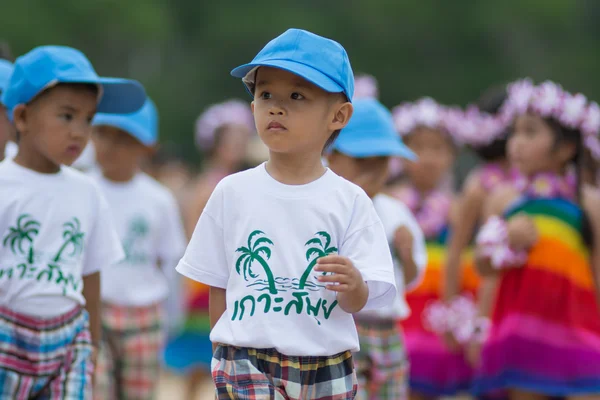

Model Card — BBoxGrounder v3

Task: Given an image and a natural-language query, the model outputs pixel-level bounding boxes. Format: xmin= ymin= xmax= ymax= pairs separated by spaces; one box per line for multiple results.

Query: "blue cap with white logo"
xmin=333 ymin=98 xmax=417 ymax=160
xmin=231 ymin=29 xmax=354 ymax=102
xmin=0 ymin=59 xmax=13 ymax=104
xmin=93 ymin=98 xmax=158 ymax=146
xmin=2 ymin=46 xmax=146 ymax=116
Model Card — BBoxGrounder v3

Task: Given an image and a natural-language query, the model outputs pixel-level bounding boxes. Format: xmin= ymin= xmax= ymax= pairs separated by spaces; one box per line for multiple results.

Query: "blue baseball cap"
xmin=333 ymin=98 xmax=417 ymax=160
xmin=2 ymin=46 xmax=146 ymax=116
xmin=0 ymin=59 xmax=13 ymax=103
xmin=231 ymin=29 xmax=354 ymax=102
xmin=93 ymin=98 xmax=158 ymax=146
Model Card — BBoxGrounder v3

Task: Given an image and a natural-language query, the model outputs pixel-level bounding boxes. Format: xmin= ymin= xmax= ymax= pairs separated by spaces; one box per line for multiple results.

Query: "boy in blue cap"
xmin=89 ymin=98 xmax=186 ymax=400
xmin=0 ymin=59 xmax=14 ymax=161
xmin=327 ymin=98 xmax=427 ymax=400
xmin=0 ymin=45 xmax=145 ymax=399
xmin=177 ymin=29 xmax=397 ymax=399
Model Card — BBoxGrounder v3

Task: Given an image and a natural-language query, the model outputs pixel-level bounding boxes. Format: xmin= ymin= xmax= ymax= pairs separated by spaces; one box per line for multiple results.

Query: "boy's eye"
xmin=60 ymin=113 xmax=73 ymax=121
xmin=259 ymin=92 xmax=271 ymax=100
xmin=291 ymin=92 xmax=304 ymax=100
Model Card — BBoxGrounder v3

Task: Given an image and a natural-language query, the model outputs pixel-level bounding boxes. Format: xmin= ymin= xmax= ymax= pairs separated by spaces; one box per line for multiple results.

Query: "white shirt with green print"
xmin=177 ymin=163 xmax=396 ymax=357
xmin=90 ymin=171 xmax=187 ymax=307
xmin=0 ymin=159 xmax=124 ymax=318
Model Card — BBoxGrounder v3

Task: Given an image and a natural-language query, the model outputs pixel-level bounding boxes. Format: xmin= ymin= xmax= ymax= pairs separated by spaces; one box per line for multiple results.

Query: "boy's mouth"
xmin=65 ymin=144 xmax=82 ymax=157
xmin=267 ymin=121 xmax=287 ymax=131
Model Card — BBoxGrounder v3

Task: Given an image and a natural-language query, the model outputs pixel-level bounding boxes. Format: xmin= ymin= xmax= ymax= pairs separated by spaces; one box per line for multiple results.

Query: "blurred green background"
xmin=3 ymin=0 xmax=600 ymax=166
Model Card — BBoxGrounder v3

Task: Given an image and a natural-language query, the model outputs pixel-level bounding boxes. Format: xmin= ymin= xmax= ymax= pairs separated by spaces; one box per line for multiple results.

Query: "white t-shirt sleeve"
xmin=176 ymin=184 xmax=228 ymax=288
xmin=402 ymin=209 xmax=427 ymax=290
xmin=340 ymin=193 xmax=396 ymax=310
xmin=156 ymin=191 xmax=187 ymax=276
xmin=83 ymin=188 xmax=125 ymax=276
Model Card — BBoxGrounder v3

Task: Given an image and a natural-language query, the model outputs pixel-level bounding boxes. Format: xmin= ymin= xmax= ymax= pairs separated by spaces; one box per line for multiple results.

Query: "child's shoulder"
xmin=373 ymin=193 xmax=412 ymax=216
xmin=137 ymin=172 xmax=179 ymax=204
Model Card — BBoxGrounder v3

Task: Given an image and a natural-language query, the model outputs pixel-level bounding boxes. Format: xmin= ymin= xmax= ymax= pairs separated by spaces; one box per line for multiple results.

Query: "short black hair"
xmin=472 ymin=84 xmax=509 ymax=161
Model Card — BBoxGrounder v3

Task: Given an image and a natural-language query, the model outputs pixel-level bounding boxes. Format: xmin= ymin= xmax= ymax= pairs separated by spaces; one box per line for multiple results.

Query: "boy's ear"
xmin=12 ymin=104 xmax=27 ymax=137
xmin=251 ymin=101 xmax=255 ymax=115
xmin=329 ymin=102 xmax=353 ymax=132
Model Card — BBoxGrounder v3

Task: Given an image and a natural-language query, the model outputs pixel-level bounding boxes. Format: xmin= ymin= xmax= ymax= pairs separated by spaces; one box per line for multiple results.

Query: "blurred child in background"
xmin=91 ymin=98 xmax=187 ymax=400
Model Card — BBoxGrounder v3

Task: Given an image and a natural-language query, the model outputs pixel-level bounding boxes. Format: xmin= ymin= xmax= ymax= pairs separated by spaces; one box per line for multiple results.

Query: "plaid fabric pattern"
xmin=0 ymin=305 xmax=93 ymax=400
xmin=94 ymin=303 xmax=164 ymax=400
xmin=212 ymin=345 xmax=358 ymax=400
xmin=353 ymin=319 xmax=408 ymax=400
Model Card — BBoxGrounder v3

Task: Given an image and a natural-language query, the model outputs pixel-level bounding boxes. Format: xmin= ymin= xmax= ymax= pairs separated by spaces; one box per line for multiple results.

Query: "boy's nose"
xmin=269 ymin=105 xmax=285 ymax=116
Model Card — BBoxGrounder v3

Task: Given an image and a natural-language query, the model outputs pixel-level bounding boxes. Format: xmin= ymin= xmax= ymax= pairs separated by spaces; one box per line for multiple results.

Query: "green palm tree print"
xmin=53 ymin=217 xmax=85 ymax=262
xmin=2 ymin=214 xmax=40 ymax=263
xmin=235 ymin=230 xmax=277 ymax=295
xmin=298 ymin=231 xmax=338 ymax=289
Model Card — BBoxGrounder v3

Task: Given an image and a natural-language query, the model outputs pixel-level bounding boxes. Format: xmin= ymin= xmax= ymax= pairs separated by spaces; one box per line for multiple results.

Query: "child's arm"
xmin=209 ymin=287 xmax=227 ymax=353
xmin=394 ymin=226 xmax=418 ymax=285
xmin=466 ymin=275 xmax=498 ymax=367
xmin=315 ymin=255 xmax=369 ymax=313
xmin=445 ymin=177 xmax=485 ymax=301
xmin=583 ymin=186 xmax=600 ymax=308
xmin=82 ymin=272 xmax=101 ymax=364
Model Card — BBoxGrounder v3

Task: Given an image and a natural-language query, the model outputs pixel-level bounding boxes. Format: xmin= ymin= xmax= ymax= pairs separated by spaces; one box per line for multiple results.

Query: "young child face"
xmin=327 ymin=151 xmax=389 ymax=198
xmin=213 ymin=124 xmax=250 ymax=169
xmin=403 ymin=126 xmax=455 ymax=191
xmin=508 ymin=113 xmax=575 ymax=177
xmin=14 ymin=84 xmax=97 ymax=170
xmin=93 ymin=125 xmax=148 ymax=179
xmin=251 ymin=67 xmax=347 ymax=157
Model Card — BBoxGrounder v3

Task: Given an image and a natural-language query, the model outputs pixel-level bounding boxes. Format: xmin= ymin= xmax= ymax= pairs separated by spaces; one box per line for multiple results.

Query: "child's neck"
xmin=14 ymin=149 xmax=60 ymax=174
xmin=102 ymin=168 xmax=138 ymax=183
xmin=266 ymin=151 xmax=326 ymax=185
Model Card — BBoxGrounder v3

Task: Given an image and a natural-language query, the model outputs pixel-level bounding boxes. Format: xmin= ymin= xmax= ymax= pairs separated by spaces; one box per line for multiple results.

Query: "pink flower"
xmin=560 ymin=93 xmax=587 ymax=128
xmin=414 ymin=98 xmax=441 ymax=127
xmin=582 ymin=102 xmax=600 ymax=136
xmin=531 ymin=81 xmax=563 ymax=117
xmin=353 ymin=74 xmax=379 ymax=99
xmin=392 ymin=105 xmax=415 ymax=135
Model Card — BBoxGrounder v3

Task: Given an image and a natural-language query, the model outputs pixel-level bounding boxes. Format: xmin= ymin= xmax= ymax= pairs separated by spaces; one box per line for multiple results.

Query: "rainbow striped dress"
xmin=400 ymin=225 xmax=481 ymax=395
xmin=473 ymin=196 xmax=600 ymax=396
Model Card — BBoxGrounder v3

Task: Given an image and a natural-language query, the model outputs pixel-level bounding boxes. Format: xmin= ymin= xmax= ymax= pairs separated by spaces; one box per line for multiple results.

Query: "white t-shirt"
xmin=4 ymin=141 xmax=17 ymax=159
xmin=355 ymin=194 xmax=427 ymax=320
xmin=177 ymin=163 xmax=396 ymax=356
xmin=0 ymin=159 xmax=124 ymax=317
xmin=90 ymin=171 xmax=187 ymax=306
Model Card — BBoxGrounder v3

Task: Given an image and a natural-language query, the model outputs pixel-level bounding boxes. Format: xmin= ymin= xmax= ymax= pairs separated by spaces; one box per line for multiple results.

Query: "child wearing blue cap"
xmin=327 ymin=98 xmax=427 ymax=400
xmin=177 ymin=29 xmax=397 ymax=399
xmin=0 ymin=45 xmax=146 ymax=399
xmin=89 ymin=98 xmax=187 ymax=400
xmin=0 ymin=59 xmax=14 ymax=161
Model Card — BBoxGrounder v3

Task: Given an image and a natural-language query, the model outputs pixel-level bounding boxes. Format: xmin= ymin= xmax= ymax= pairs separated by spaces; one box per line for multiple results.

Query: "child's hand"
xmin=315 ymin=255 xmax=369 ymax=313
xmin=394 ymin=225 xmax=414 ymax=263
xmin=507 ymin=213 xmax=538 ymax=250
xmin=315 ymin=255 xmax=364 ymax=292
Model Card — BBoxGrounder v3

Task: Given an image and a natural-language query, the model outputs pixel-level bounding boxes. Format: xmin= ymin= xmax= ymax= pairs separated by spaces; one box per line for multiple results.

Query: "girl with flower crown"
xmin=388 ymin=98 xmax=478 ymax=399
xmin=473 ymin=79 xmax=600 ymax=400
xmin=442 ymin=84 xmax=521 ymax=370
xmin=163 ymin=99 xmax=255 ymax=400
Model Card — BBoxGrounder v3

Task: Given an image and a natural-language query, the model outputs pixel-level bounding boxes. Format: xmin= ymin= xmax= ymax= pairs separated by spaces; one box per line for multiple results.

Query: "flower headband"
xmin=353 ymin=74 xmax=379 ymax=99
xmin=500 ymin=79 xmax=600 ymax=160
xmin=449 ymin=105 xmax=508 ymax=148
xmin=194 ymin=99 xmax=255 ymax=151
xmin=392 ymin=97 xmax=461 ymax=143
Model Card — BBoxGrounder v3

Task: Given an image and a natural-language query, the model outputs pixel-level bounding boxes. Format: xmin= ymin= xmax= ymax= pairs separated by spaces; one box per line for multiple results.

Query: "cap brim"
xmin=93 ymin=114 xmax=155 ymax=146
xmin=62 ymin=77 xmax=146 ymax=114
xmin=231 ymin=60 xmax=344 ymax=95
xmin=334 ymin=137 xmax=417 ymax=160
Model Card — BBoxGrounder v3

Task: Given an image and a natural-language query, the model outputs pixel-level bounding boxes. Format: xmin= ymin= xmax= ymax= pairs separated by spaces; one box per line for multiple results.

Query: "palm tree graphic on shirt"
xmin=298 ymin=231 xmax=338 ymax=289
xmin=2 ymin=214 xmax=40 ymax=263
xmin=53 ymin=217 xmax=85 ymax=262
xmin=235 ymin=230 xmax=277 ymax=295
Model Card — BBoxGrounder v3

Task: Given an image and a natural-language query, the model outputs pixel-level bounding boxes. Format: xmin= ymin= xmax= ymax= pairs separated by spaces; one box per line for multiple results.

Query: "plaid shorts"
xmin=212 ymin=345 xmax=358 ymax=400
xmin=94 ymin=303 xmax=164 ymax=400
xmin=353 ymin=319 xmax=409 ymax=400
xmin=0 ymin=305 xmax=93 ymax=400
